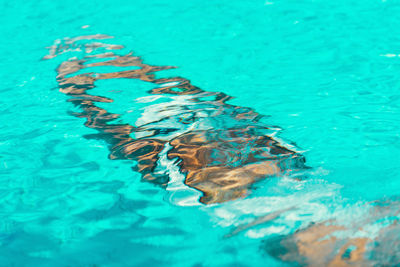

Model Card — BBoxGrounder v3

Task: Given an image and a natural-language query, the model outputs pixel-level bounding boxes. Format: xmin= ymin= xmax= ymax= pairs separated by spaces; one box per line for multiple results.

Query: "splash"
xmin=262 ymin=198 xmax=400 ymax=266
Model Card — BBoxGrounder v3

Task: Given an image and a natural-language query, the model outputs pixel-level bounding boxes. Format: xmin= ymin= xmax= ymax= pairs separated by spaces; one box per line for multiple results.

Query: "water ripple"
xmin=44 ymin=34 xmax=306 ymax=206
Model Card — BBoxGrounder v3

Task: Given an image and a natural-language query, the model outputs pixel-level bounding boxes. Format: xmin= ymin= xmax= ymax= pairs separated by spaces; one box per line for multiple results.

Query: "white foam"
xmin=157 ymin=143 xmax=203 ymax=206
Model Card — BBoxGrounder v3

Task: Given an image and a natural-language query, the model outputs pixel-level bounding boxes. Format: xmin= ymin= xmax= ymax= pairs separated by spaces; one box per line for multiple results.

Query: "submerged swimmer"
xmin=44 ymin=34 xmax=306 ymax=205
xmin=45 ymin=34 xmax=400 ymax=266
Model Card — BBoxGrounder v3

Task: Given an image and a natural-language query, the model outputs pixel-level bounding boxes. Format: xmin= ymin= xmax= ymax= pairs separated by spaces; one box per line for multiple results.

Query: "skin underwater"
xmin=45 ymin=34 xmax=400 ymax=266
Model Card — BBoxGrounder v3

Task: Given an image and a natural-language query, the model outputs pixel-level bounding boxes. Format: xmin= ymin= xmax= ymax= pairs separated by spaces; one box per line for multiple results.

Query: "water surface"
xmin=1 ymin=0 xmax=400 ymax=266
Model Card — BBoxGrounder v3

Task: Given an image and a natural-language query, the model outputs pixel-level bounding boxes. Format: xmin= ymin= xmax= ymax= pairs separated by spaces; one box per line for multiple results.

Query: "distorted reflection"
xmin=45 ymin=34 xmax=306 ymax=205
xmin=45 ymin=35 xmax=400 ymax=266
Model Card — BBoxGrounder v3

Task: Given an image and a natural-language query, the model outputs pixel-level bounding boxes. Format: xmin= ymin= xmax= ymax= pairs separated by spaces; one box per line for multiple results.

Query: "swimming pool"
xmin=2 ymin=0 xmax=400 ymax=266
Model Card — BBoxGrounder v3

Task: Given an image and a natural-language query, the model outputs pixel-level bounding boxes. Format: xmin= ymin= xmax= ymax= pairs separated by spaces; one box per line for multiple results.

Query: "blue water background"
xmin=1 ymin=0 xmax=400 ymax=266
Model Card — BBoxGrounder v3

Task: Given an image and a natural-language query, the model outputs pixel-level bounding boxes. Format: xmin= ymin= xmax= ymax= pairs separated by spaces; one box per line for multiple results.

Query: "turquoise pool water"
xmin=2 ymin=0 xmax=400 ymax=266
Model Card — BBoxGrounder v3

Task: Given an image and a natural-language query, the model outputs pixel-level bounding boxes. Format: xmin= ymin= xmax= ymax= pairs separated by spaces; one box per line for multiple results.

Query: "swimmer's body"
xmin=45 ymin=34 xmax=399 ymax=266
xmin=46 ymin=34 xmax=306 ymax=205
